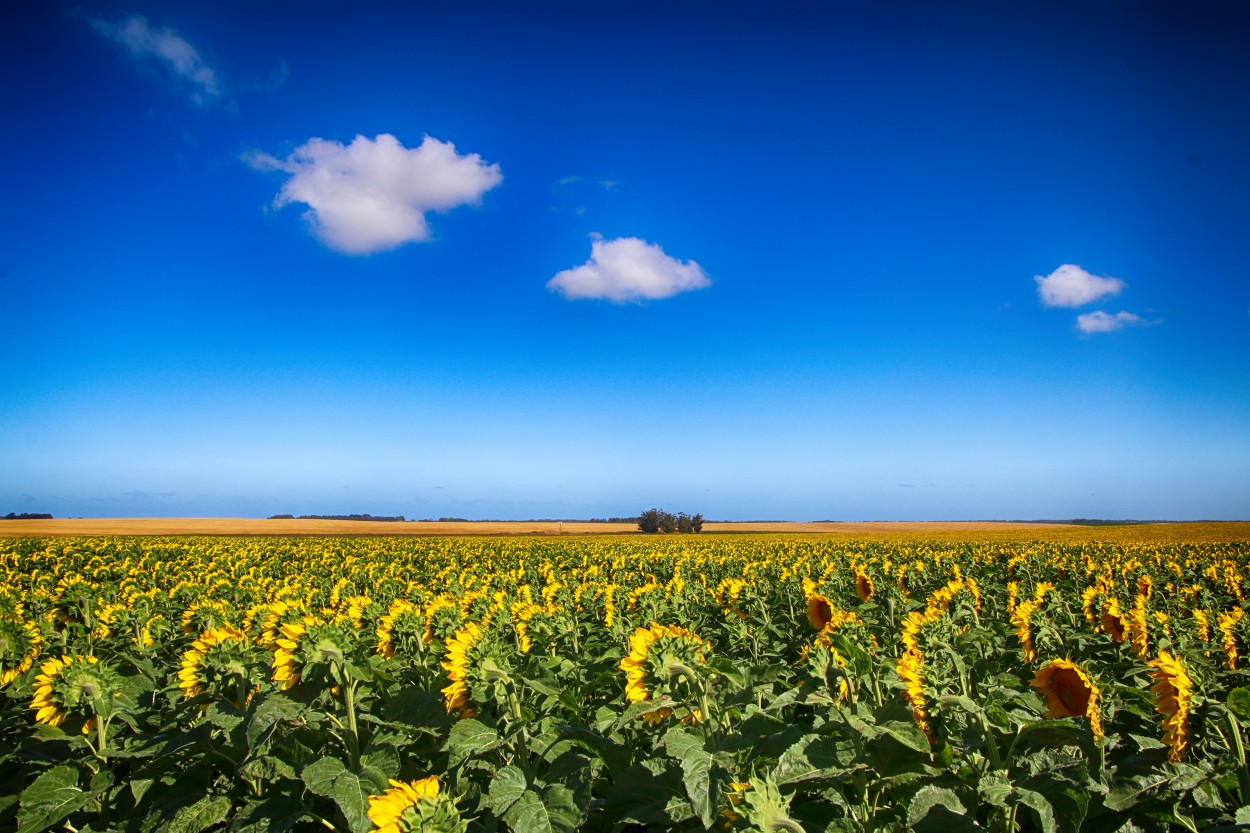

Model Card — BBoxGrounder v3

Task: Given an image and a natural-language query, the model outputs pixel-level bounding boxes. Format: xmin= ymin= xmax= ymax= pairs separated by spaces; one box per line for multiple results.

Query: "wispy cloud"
xmin=1035 ymin=264 xmax=1125 ymax=308
xmin=551 ymin=176 xmax=618 ymax=216
xmin=1076 ymin=310 xmax=1146 ymax=334
xmin=547 ymin=235 xmax=711 ymax=303
xmin=245 ymin=134 xmax=503 ymax=254
xmin=87 ymin=14 xmax=225 ymax=107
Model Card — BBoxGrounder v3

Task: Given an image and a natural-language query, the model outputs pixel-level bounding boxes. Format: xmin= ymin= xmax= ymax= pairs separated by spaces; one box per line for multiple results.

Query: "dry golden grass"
xmin=0 ymin=518 xmax=635 ymax=537
xmin=0 ymin=517 xmax=1245 ymax=542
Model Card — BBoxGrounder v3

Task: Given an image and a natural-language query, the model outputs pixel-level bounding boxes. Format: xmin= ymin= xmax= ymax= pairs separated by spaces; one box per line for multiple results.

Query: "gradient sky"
xmin=2 ymin=1 xmax=1248 ymax=521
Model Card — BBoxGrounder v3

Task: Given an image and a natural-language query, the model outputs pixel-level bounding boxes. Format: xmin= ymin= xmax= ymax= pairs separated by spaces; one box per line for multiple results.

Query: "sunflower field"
xmin=3 ymin=533 xmax=1250 ymax=833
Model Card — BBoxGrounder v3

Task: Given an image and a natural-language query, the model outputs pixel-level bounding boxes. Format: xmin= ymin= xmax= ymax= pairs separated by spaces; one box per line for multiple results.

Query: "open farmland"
xmin=3 ymin=529 xmax=1250 ymax=832
xmin=0 ymin=518 xmax=1073 ymax=538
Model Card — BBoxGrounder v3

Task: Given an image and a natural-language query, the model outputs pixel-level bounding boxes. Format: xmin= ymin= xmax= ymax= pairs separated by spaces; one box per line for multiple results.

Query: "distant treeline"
xmin=638 ymin=508 xmax=704 ymax=534
xmin=3 ymin=512 xmax=53 ymax=520
xmin=1040 ymin=519 xmax=1156 ymax=526
xmin=268 ymin=514 xmax=408 ymax=522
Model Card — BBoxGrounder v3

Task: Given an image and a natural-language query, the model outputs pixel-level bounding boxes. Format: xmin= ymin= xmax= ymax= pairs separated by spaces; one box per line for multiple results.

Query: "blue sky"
xmin=2 ymin=1 xmax=1248 ymax=521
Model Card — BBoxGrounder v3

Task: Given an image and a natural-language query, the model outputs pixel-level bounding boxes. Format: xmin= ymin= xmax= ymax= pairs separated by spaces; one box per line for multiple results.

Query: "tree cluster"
xmin=267 ymin=514 xmax=408 ymax=522
xmin=637 ymin=508 xmax=703 ymax=534
xmin=3 ymin=512 xmax=53 ymax=520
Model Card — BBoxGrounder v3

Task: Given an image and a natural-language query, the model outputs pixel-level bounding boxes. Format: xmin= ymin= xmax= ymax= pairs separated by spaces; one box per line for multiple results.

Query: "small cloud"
xmin=255 ymin=58 xmax=289 ymax=93
xmin=1076 ymin=310 xmax=1145 ymax=334
xmin=245 ymin=133 xmax=502 ymax=254
xmin=551 ymin=176 xmax=618 ymax=216
xmin=553 ymin=176 xmax=617 ymax=192
xmin=87 ymin=14 xmax=225 ymax=106
xmin=548 ymin=235 xmax=711 ymax=303
xmin=1035 ymin=264 xmax=1125 ymax=308
xmin=122 ymin=490 xmax=177 ymax=500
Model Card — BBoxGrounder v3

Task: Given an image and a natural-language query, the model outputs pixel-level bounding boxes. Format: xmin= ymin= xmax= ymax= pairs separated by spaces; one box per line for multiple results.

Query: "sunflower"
xmin=422 ymin=597 xmax=462 ymax=643
xmin=367 ymin=776 xmax=466 ymax=833
xmin=1193 ymin=609 xmax=1211 ymax=645
xmin=900 ymin=609 xmax=938 ymax=655
xmin=854 ymin=570 xmax=874 ymax=602
xmin=1220 ymin=609 xmax=1243 ymax=670
xmin=806 ymin=593 xmax=835 ymax=631
xmin=368 ymin=777 xmax=439 ymax=833
xmin=897 ymin=649 xmax=932 ymax=740
xmin=441 ymin=621 xmax=485 ymax=716
xmin=1012 ymin=599 xmax=1039 ymax=663
xmin=1081 ymin=586 xmax=1102 ymax=631
xmin=339 ymin=595 xmax=374 ymax=630
xmin=271 ymin=617 xmax=352 ymax=691
xmin=1031 ymin=658 xmax=1104 ymax=740
xmin=715 ymin=578 xmax=749 ymax=619
xmin=1127 ymin=596 xmax=1150 ymax=659
xmin=30 ymin=654 xmax=113 ymax=728
xmin=1100 ymin=597 xmax=1127 ymax=643
xmin=509 ymin=601 xmax=544 ymax=654
xmin=179 ymin=625 xmax=260 ymax=706
xmin=377 ymin=600 xmax=428 ymax=660
xmin=1148 ymin=650 xmax=1192 ymax=762
xmin=181 ymin=600 xmax=235 ymax=635
xmin=619 ymin=623 xmax=710 ymax=724
xmin=0 ymin=615 xmax=43 ymax=686
xmin=91 ymin=603 xmax=128 ymax=640
xmin=258 ymin=600 xmax=308 ymax=650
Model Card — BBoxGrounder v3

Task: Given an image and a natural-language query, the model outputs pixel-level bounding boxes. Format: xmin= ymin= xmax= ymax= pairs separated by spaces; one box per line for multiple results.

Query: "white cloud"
xmin=88 ymin=14 xmax=224 ymax=106
xmin=245 ymin=134 xmax=503 ymax=254
xmin=547 ymin=236 xmax=711 ymax=303
xmin=1035 ymin=264 xmax=1125 ymax=308
xmin=1076 ymin=310 xmax=1144 ymax=334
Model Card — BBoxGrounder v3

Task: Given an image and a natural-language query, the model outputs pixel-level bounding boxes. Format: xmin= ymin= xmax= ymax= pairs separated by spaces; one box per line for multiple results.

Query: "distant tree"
xmin=638 ymin=508 xmax=662 ymax=533
xmin=637 ymin=508 xmax=701 ymax=534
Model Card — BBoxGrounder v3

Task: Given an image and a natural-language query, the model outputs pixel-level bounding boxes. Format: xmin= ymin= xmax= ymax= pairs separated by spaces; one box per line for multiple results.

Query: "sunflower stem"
xmin=342 ymin=679 xmax=360 ymax=770
xmin=1226 ymin=711 xmax=1250 ymax=806
xmin=978 ymin=712 xmax=1004 ymax=771
xmin=95 ymin=715 xmax=108 ymax=762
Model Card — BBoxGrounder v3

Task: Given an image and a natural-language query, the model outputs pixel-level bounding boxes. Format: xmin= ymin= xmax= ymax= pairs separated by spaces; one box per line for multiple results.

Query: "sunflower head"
xmin=619 ymin=623 xmax=710 ymax=724
xmin=272 ymin=618 xmax=358 ymax=691
xmin=181 ymin=600 xmax=234 ymax=636
xmin=30 ymin=654 xmax=120 ymax=729
xmin=854 ymin=571 xmax=875 ymax=602
xmin=1031 ymin=658 xmax=1104 ymax=740
xmin=377 ymin=600 xmax=426 ymax=660
xmin=1148 ymin=650 xmax=1193 ymax=762
xmin=367 ymin=776 xmax=467 ymax=833
xmin=440 ymin=620 xmax=513 ymax=717
xmin=180 ymin=625 xmax=265 ymax=708
xmin=52 ymin=576 xmax=97 ymax=626
xmin=806 ymin=594 xmax=835 ymax=631
xmin=1100 ymin=597 xmax=1127 ymax=643
xmin=258 ymin=601 xmax=309 ymax=650
xmin=0 ymin=615 xmax=43 ymax=687
xmin=896 ymin=648 xmax=932 ymax=740
xmin=715 ymin=578 xmax=750 ymax=619
xmin=424 ymin=597 xmax=464 ymax=643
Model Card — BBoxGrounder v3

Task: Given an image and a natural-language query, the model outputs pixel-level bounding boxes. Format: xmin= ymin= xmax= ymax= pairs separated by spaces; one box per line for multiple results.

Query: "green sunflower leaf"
xmin=17 ymin=766 xmax=96 ymax=833
xmin=166 ymin=795 xmax=232 ymax=833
